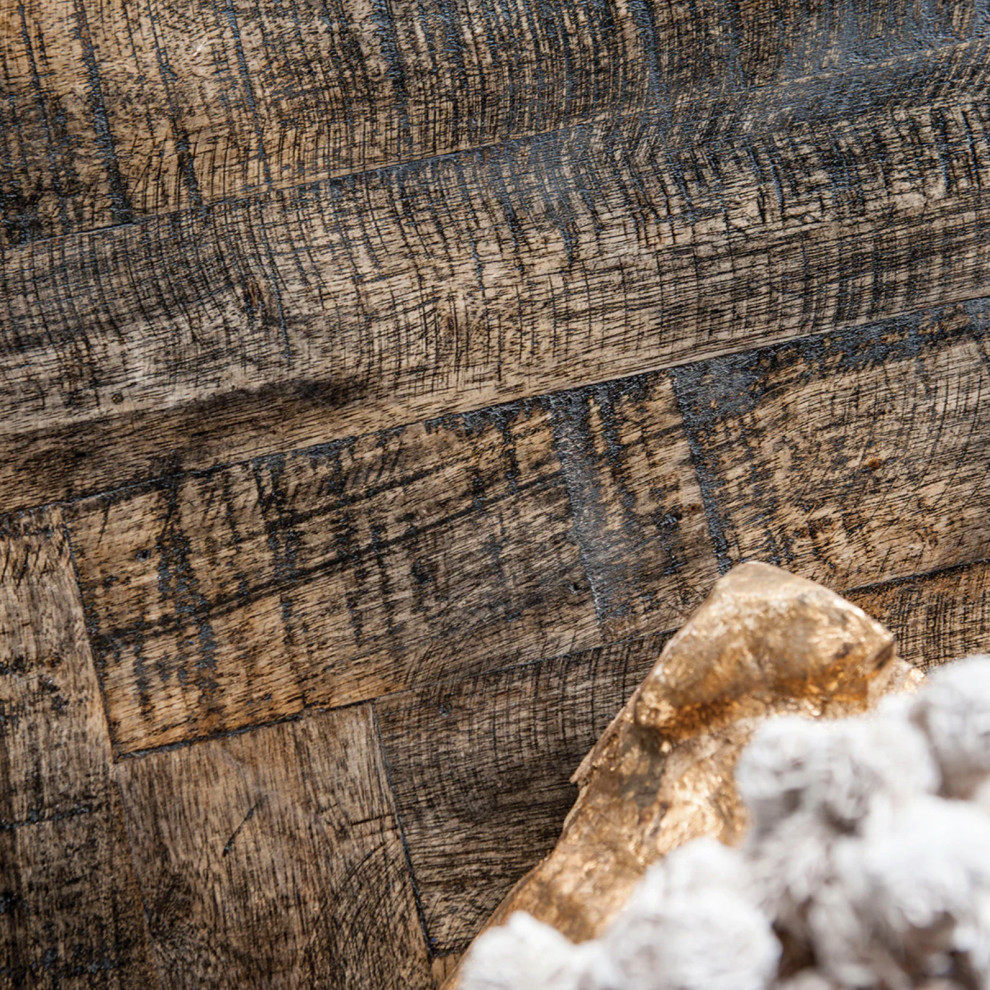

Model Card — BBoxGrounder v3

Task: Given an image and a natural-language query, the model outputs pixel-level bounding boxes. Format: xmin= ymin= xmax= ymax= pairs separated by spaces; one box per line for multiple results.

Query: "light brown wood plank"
xmin=2 ymin=0 xmax=984 ymax=240
xmin=672 ymin=300 xmax=990 ymax=590
xmin=5 ymin=38 xmax=990 ymax=512
xmin=431 ymin=953 xmax=463 ymax=988
xmin=65 ymin=401 xmax=597 ymax=753
xmin=375 ymin=630 xmax=668 ymax=953
xmin=0 ymin=509 xmax=155 ymax=988
xmin=64 ymin=374 xmax=713 ymax=753
xmin=849 ymin=558 xmax=990 ymax=671
xmin=114 ymin=704 xmax=432 ymax=988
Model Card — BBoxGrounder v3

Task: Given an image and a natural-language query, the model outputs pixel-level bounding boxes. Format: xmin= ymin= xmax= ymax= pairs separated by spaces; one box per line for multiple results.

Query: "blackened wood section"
xmin=65 ymin=379 xmax=713 ymax=753
xmin=114 ymin=704 xmax=432 ymax=989
xmin=6 ymin=39 xmax=990 ymax=512
xmin=672 ymin=300 xmax=990 ymax=590
xmin=546 ymin=376 xmax=718 ymax=641
xmin=375 ymin=630 xmax=668 ymax=953
xmin=849 ymin=558 xmax=990 ymax=671
xmin=2 ymin=0 xmax=986 ymax=240
xmin=0 ymin=509 xmax=155 ymax=988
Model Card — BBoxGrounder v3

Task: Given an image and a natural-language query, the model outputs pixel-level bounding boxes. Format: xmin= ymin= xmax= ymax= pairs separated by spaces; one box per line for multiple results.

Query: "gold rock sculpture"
xmin=446 ymin=562 xmax=921 ymax=988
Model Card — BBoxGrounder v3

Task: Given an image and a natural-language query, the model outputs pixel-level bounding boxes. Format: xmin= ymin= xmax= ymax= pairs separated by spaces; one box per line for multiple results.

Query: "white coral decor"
xmin=457 ymin=654 xmax=990 ymax=990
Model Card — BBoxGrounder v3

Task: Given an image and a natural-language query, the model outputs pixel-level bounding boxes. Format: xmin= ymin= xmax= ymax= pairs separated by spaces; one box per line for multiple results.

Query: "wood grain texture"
xmin=375 ymin=630 xmax=667 ymax=953
xmin=672 ymin=300 xmax=990 ymax=590
xmin=5 ymin=1 xmax=990 ymax=984
xmin=849 ymin=558 xmax=990 ymax=671
xmin=0 ymin=0 xmax=127 ymax=241
xmin=2 ymin=0 xmax=986 ymax=240
xmin=65 ymin=374 xmax=714 ymax=753
xmin=0 ymin=509 xmax=155 ymax=988
xmin=114 ymin=703 xmax=432 ymax=988
xmin=6 ymin=37 xmax=990 ymax=512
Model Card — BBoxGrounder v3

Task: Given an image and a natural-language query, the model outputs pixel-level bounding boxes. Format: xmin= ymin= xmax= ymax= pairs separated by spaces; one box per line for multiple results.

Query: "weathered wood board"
xmin=4 ymin=0 xmax=990 ymax=985
xmin=376 ymin=630 xmax=668 ymax=952
xmin=3 ymin=0 xmax=985 ymax=239
xmin=672 ymin=301 xmax=990 ymax=589
xmin=850 ymin=557 xmax=990 ymax=670
xmin=114 ymin=703 xmax=432 ymax=988
xmin=0 ymin=510 xmax=155 ymax=988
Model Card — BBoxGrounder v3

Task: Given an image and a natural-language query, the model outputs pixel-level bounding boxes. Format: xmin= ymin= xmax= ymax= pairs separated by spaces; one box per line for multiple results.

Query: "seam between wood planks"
xmin=371 ymin=700 xmax=436 ymax=959
xmin=2 ymin=292 xmax=983 ymax=526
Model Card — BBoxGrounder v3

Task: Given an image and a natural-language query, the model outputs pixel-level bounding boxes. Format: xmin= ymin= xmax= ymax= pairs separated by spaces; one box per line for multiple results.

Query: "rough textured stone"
xmin=446 ymin=562 xmax=920 ymax=988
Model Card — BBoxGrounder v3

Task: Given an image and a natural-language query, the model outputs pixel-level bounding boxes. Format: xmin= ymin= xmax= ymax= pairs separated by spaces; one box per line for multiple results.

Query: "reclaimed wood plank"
xmin=2 ymin=0 xmax=985 ymax=240
xmin=66 ymin=402 xmax=601 ymax=753
xmin=0 ymin=0 xmax=127 ymax=242
xmin=377 ymin=557 xmax=990 ymax=955
xmin=5 ymin=38 xmax=990 ymax=512
xmin=672 ymin=300 xmax=990 ymax=590
xmin=0 ymin=509 xmax=155 ymax=988
xmin=114 ymin=704 xmax=432 ymax=988
xmin=375 ymin=630 xmax=668 ymax=953
xmin=64 ymin=374 xmax=713 ymax=753
xmin=849 ymin=558 xmax=990 ymax=671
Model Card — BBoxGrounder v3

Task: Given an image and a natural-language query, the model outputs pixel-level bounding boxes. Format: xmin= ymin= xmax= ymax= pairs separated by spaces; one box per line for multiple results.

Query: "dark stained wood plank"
xmin=2 ymin=0 xmax=985 ymax=240
xmin=375 ymin=630 xmax=668 ymax=953
xmin=114 ymin=703 xmax=432 ymax=988
xmin=849 ymin=557 xmax=990 ymax=671
xmin=672 ymin=300 xmax=990 ymax=590
xmin=0 ymin=509 xmax=156 ymax=988
xmin=5 ymin=37 xmax=990 ymax=512
xmin=64 ymin=374 xmax=714 ymax=753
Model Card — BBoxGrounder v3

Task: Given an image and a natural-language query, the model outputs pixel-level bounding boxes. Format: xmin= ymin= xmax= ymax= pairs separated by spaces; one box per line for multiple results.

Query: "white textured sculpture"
xmin=454 ymin=912 xmax=600 ymax=990
xmin=909 ymin=655 xmax=990 ymax=799
xmin=593 ymin=840 xmax=780 ymax=990
xmin=458 ymin=654 xmax=990 ymax=989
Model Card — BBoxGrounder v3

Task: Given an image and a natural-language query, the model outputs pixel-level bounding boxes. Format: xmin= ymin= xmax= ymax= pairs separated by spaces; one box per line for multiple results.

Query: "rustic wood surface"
xmin=2 ymin=0 xmax=990 ymax=985
xmin=0 ymin=510 xmax=155 ymax=987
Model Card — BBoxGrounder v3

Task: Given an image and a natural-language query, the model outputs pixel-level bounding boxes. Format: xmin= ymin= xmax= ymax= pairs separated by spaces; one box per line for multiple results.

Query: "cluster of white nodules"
xmin=458 ymin=655 xmax=990 ymax=990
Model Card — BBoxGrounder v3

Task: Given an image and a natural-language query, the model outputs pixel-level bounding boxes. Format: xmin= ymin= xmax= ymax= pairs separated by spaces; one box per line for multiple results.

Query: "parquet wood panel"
xmin=0 ymin=510 xmax=155 ymax=988
xmin=113 ymin=703 xmax=432 ymax=988
xmin=4 ymin=1 xmax=990 ymax=985
xmin=6 ymin=39 xmax=990 ymax=513
xmin=64 ymin=375 xmax=714 ymax=754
